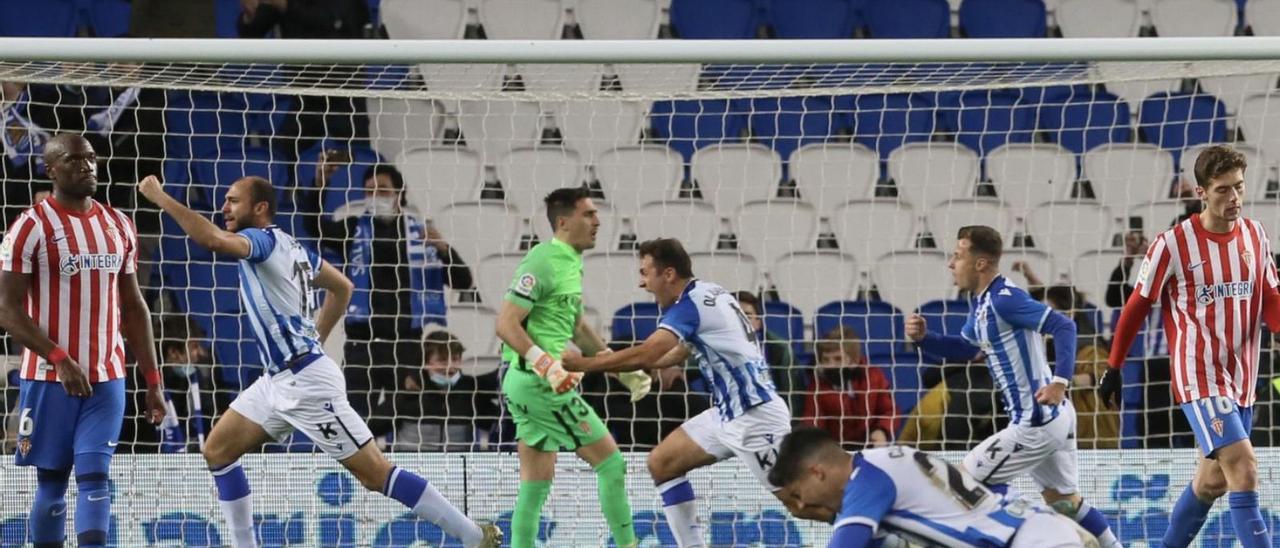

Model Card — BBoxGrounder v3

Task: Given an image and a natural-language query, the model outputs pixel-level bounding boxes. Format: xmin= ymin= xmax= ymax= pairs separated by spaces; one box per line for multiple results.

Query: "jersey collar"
xmin=550 ymin=236 xmax=580 ymax=256
xmin=44 ymin=195 xmax=100 ymax=219
xmin=1190 ymin=212 xmax=1240 ymax=244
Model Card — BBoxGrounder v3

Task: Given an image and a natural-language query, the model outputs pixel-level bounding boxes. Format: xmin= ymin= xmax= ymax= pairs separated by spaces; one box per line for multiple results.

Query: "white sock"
xmin=412 ymin=481 xmax=484 ymax=547
xmin=658 ymin=477 xmax=705 ymax=548
xmin=218 ymin=496 xmax=258 ymax=548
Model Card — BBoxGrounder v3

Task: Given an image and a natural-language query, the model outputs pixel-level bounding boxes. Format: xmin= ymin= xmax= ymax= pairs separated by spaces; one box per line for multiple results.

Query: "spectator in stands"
xmin=1 ymin=82 xmax=51 ymax=226
xmin=1036 ymin=286 xmax=1119 ymax=449
xmin=800 ymin=326 xmax=898 ymax=449
xmin=303 ymin=155 xmax=472 ymax=418
xmin=381 ymin=331 xmax=501 ymax=452
xmin=146 ymin=316 xmax=218 ymax=453
xmin=734 ymin=291 xmax=804 ymax=412
xmin=897 ymin=361 xmax=1002 ymax=451
xmin=1106 ymin=229 xmax=1147 ymax=308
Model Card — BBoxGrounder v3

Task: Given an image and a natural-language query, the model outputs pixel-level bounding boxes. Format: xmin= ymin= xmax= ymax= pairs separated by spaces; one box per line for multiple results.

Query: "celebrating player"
xmin=494 ymin=186 xmax=645 ymax=548
xmin=1101 ymin=145 xmax=1279 ymax=548
xmin=138 ymin=175 xmax=499 ymax=548
xmin=768 ymin=427 xmax=1096 ymax=548
xmin=0 ymin=134 xmax=167 ymax=547
xmin=561 ymin=237 xmax=794 ymax=547
xmin=905 ymin=225 xmax=1120 ymax=547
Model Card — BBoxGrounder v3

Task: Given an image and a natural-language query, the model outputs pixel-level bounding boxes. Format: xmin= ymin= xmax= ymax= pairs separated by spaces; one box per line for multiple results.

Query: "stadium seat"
xmin=1056 ymin=0 xmax=1141 ymax=37
xmin=928 ymin=199 xmax=1014 ymax=253
xmin=650 ymin=99 xmax=750 ymax=163
xmin=89 ymin=0 xmax=132 ymax=37
xmin=1248 ymin=0 xmax=1280 ymax=36
xmin=456 ymin=100 xmax=544 ymax=164
xmin=1099 ymin=69 xmax=1184 ymax=115
xmin=691 ymin=143 xmax=784 ymax=214
xmin=1198 ymin=74 xmax=1277 ymax=115
xmin=742 ymin=96 xmax=842 ymax=164
xmin=937 ymin=89 xmax=1038 ymax=158
xmin=814 ymin=300 xmax=905 ymax=359
xmin=1179 ymin=143 xmax=1268 ymax=201
xmin=165 ymin=91 xmax=250 ymax=163
xmin=690 ymin=251 xmax=761 ymax=293
xmin=986 ymin=143 xmax=1077 ymax=211
xmin=614 ymin=63 xmax=702 ymax=95
xmin=479 ymin=0 xmax=565 ymax=39
xmin=1138 ymin=92 xmax=1229 ymax=166
xmin=205 ymin=314 xmax=264 ymax=389
xmin=843 ymin=93 xmax=937 ymax=160
xmin=958 ymin=0 xmax=1047 ymax=38
xmin=633 ymin=201 xmax=720 ymax=253
xmin=770 ymin=250 xmax=859 ymax=316
xmin=475 ymin=253 xmax=526 ymax=308
xmin=888 ymin=142 xmax=981 ymax=210
xmin=670 ymin=0 xmax=759 ymax=38
xmin=215 ymin=0 xmax=241 ymax=37
xmin=1072 ymin=250 xmax=1126 ymax=313
xmin=873 ymin=250 xmax=953 ymax=314
xmin=1038 ymin=87 xmax=1131 ymax=155
xmin=531 ymin=202 xmax=620 ymax=251
xmin=1129 ymin=200 xmax=1187 ymax=241
xmin=734 ymin=199 xmax=821 ymax=267
xmin=295 ymin=145 xmax=384 ymax=213
xmin=553 ymin=100 xmax=647 ymax=162
xmin=0 ymin=0 xmax=77 ymax=36
xmin=594 ymin=146 xmax=684 ymax=217
xmin=1250 ymin=203 xmax=1280 ymax=238
xmin=1152 ymin=0 xmax=1237 ymax=37
xmin=396 ymin=146 xmax=484 ymax=215
xmin=1026 ymin=202 xmax=1117 ymax=259
xmin=830 ymin=200 xmax=918 ymax=263
xmin=761 ymin=300 xmax=807 ymax=359
xmin=496 ymin=148 xmax=589 ymax=213
xmin=863 ymin=0 xmax=951 ymax=38
xmin=447 ymin=305 xmax=502 ymax=356
xmin=367 ymin=97 xmax=441 ymax=163
xmin=583 ymin=254 xmax=653 ymax=320
xmin=418 ymin=65 xmax=506 ymax=104
xmin=381 ymin=0 xmax=467 ymax=39
xmin=1235 ymin=93 xmax=1280 ymax=165
xmin=1082 ymin=143 xmax=1177 ymax=209
xmin=193 ymin=146 xmax=290 ymax=208
xmin=434 ymin=201 xmax=524 ymax=265
xmin=518 ymin=64 xmax=606 ymax=94
xmin=916 ymin=299 xmax=970 ymax=337
xmin=767 ymin=0 xmax=861 ymax=38
xmin=577 ymin=0 xmax=661 ymax=39
xmin=790 ymin=142 xmax=881 ymax=215
xmin=611 ymin=302 xmax=662 ymax=343
xmin=1004 ymin=248 xmax=1061 ymax=287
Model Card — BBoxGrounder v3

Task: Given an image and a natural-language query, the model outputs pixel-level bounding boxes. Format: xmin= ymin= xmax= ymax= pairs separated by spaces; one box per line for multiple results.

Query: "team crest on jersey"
xmin=0 ymin=231 xmax=14 ymax=262
xmin=1243 ymin=250 xmax=1254 ymax=264
xmin=17 ymin=438 xmax=30 ymax=457
xmin=514 ymin=273 xmax=536 ymax=297
xmin=1211 ymin=417 xmax=1225 ymax=437
xmin=1138 ymin=258 xmax=1151 ymax=282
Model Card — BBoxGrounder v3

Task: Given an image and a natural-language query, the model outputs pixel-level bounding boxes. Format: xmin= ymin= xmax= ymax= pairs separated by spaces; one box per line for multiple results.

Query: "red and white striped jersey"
xmin=1134 ymin=213 xmax=1280 ymax=406
xmin=0 ymin=197 xmax=138 ymax=383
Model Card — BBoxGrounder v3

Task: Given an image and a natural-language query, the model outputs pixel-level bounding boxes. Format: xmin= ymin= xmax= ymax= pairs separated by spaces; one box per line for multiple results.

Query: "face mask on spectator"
xmin=820 ymin=366 xmax=855 ymax=387
xmin=429 ymin=370 xmax=461 ymax=387
xmin=366 ymin=196 xmax=398 ymax=218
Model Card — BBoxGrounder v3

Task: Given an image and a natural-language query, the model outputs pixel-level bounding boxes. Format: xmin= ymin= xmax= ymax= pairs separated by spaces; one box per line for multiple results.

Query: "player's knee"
xmin=1193 ymin=472 xmax=1228 ymax=500
xmin=1217 ymin=443 xmax=1259 ymax=490
xmin=646 ymin=450 xmax=674 ymax=482
xmin=201 ymin=443 xmax=235 ymax=468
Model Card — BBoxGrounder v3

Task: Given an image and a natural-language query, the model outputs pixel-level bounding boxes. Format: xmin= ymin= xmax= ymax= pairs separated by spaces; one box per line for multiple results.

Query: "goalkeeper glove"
xmin=1098 ymin=367 xmax=1123 ymax=409
xmin=526 ymin=346 xmax=581 ymax=394
xmin=618 ymin=371 xmax=653 ymax=402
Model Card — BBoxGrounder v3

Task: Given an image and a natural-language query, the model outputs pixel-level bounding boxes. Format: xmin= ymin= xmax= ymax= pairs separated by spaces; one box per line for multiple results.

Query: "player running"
xmin=1101 ymin=145 xmax=1279 ymax=548
xmin=494 ymin=186 xmax=646 ymax=548
xmin=561 ymin=237 xmax=794 ymax=547
xmin=0 ymin=134 xmax=166 ymax=547
xmin=904 ymin=225 xmax=1120 ymax=547
xmin=769 ymin=426 xmax=1097 ymax=548
xmin=138 ymin=175 xmax=500 ymax=548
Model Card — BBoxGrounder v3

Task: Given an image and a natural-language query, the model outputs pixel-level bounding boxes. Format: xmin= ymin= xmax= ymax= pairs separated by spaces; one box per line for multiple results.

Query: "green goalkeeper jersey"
xmin=500 ymin=237 xmax=583 ymax=368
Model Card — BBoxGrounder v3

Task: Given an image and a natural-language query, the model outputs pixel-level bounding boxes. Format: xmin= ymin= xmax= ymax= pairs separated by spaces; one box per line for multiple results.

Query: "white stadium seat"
xmin=790 ymin=142 xmax=880 ymax=215
xmin=1152 ymin=0 xmax=1237 ymax=37
xmin=496 ymin=148 xmax=589 ymax=213
xmin=1083 ymin=143 xmax=1177 ymax=210
xmin=517 ymin=64 xmax=606 ymax=94
xmin=1249 ymin=203 xmax=1280 ymax=238
xmin=1178 ymin=143 xmax=1267 ymax=200
xmin=986 ymin=143 xmax=1076 ymax=211
xmin=770 ymin=250 xmax=859 ymax=316
xmin=1026 ymin=202 xmax=1117 ymax=260
xmin=434 ymin=201 xmax=524 ymax=265
xmin=830 ymin=200 xmax=918 ymax=263
xmin=1096 ymin=63 xmax=1182 ymax=113
xmin=446 ymin=304 xmax=502 ymax=356
xmin=553 ymin=100 xmax=647 ymax=161
xmin=1198 ymin=74 xmax=1277 ymax=114
xmin=418 ymin=64 xmax=506 ymax=95
xmin=873 ymin=250 xmax=954 ymax=314
xmin=1056 ymin=0 xmax=1141 ymax=37
xmin=594 ymin=146 xmax=683 ymax=217
xmin=614 ymin=63 xmax=702 ymax=94
xmin=928 ymin=199 xmax=1014 ymax=253
xmin=1236 ymin=93 xmax=1280 ymax=168
xmin=381 ymin=0 xmax=467 ymax=39
xmin=691 ymin=143 xmax=784 ymax=214
xmin=396 ymin=147 xmax=484 ymax=215
xmin=1072 ymin=250 xmax=1126 ymax=312
xmin=456 ymin=100 xmax=545 ymax=164
xmin=1248 ymin=0 xmax=1280 ymax=36
xmin=1129 ymin=200 xmax=1186 ymax=241
xmin=461 ymin=355 xmax=503 ymax=377
xmin=733 ymin=199 xmax=820 ymax=267
xmin=577 ymin=0 xmax=662 ymax=39
xmin=583 ymin=253 xmax=652 ymax=319
xmin=690 ymin=251 xmax=760 ymax=294
xmin=368 ymin=98 xmax=440 ymax=163
xmin=532 ymin=201 xmax=620 ymax=252
xmin=479 ymin=0 xmax=565 ymax=39
xmin=475 ymin=253 xmax=526 ymax=308
xmin=888 ymin=142 xmax=981 ymax=210
xmin=633 ymin=201 xmax=720 ymax=253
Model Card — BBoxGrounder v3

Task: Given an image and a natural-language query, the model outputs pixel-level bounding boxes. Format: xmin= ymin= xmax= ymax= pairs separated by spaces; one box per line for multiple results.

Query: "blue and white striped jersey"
xmin=237 ymin=226 xmax=323 ymax=373
xmin=960 ymin=275 xmax=1060 ymax=426
xmin=658 ymin=279 xmax=778 ymax=421
xmin=834 ymin=446 xmax=1031 ymax=548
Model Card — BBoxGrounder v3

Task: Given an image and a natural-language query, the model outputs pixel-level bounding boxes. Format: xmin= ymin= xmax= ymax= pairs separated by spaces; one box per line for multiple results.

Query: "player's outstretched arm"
xmin=118 ymin=272 xmax=166 ymax=424
xmin=311 ymin=259 xmax=353 ymax=344
xmin=572 ymin=315 xmax=610 ymax=357
xmin=137 ymin=175 xmax=251 ymax=258
xmin=562 ymin=329 xmax=682 ymax=373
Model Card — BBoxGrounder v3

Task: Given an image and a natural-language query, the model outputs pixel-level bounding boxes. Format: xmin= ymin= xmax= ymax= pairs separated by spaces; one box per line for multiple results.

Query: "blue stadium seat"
xmin=192 ymin=145 xmax=290 ymax=207
xmin=670 ymin=0 xmax=760 ymax=38
xmin=295 ymin=144 xmax=385 ymax=213
xmin=611 ymin=302 xmax=661 ymax=343
xmin=863 ymin=0 xmax=950 ymax=38
xmin=915 ymin=299 xmax=971 ymax=362
xmin=739 ymin=95 xmax=841 ymax=165
xmin=958 ymin=0 xmax=1047 ymax=38
xmin=215 ymin=0 xmax=242 ymax=37
xmin=164 ymin=91 xmax=251 ymax=184
xmin=1038 ymin=88 xmax=1131 ymax=155
xmin=89 ymin=0 xmax=132 ymax=37
xmin=937 ymin=90 xmax=1037 ymax=158
xmin=768 ymin=0 xmax=861 ymax=38
xmin=869 ymin=354 xmax=926 ymax=415
xmin=1138 ymin=92 xmax=1228 ymax=167
xmin=837 ymin=93 xmax=936 ymax=160
xmin=0 ymin=0 xmax=77 ymax=36
xmin=762 ymin=300 xmax=807 ymax=362
xmin=650 ymin=99 xmax=749 ymax=164
xmin=203 ymin=313 xmax=263 ymax=389
xmin=814 ymin=300 xmax=904 ymax=359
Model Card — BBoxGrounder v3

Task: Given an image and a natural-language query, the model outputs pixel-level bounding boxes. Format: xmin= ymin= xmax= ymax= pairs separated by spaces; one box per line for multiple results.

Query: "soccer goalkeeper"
xmin=495 ymin=187 xmax=646 ymax=548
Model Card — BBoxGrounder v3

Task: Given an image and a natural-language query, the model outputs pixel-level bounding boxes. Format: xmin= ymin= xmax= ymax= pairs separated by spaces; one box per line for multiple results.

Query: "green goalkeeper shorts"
xmin=502 ymin=365 xmax=609 ymax=452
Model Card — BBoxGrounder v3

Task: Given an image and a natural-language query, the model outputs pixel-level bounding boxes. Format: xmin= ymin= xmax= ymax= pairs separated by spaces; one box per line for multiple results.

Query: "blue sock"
xmin=73 ymin=453 xmax=112 ymax=547
xmin=211 ymin=461 xmax=252 ymax=501
xmin=209 ymin=462 xmax=256 ymax=547
xmin=383 ymin=466 xmax=427 ymax=508
xmin=1229 ymin=491 xmax=1270 ymax=548
xmin=1162 ymin=484 xmax=1214 ymax=548
xmin=1074 ymin=502 xmax=1108 ymax=537
xmin=29 ymin=467 xmax=70 ymax=546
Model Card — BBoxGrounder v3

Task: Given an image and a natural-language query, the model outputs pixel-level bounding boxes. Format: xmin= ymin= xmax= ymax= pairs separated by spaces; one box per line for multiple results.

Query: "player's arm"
xmin=311 ymin=259 xmax=353 ymax=344
xmin=572 ymin=315 xmax=610 ymax=357
xmin=828 ymin=523 xmax=874 ymax=548
xmin=905 ymin=314 xmax=981 ymax=361
xmin=1261 ymin=246 xmax=1280 ymax=333
xmin=1100 ymin=237 xmax=1171 ymax=406
xmin=137 ymin=175 xmax=251 ymax=258
xmin=562 ymin=329 xmax=684 ymax=373
xmin=118 ymin=272 xmax=166 ymax=424
xmin=991 ymin=291 xmax=1078 ymax=383
xmin=0 ymin=271 xmax=60 ymax=365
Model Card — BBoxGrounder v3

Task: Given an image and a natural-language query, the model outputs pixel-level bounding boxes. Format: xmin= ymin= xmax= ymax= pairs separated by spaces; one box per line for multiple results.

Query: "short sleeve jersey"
xmin=501 ymin=238 xmax=583 ymax=364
